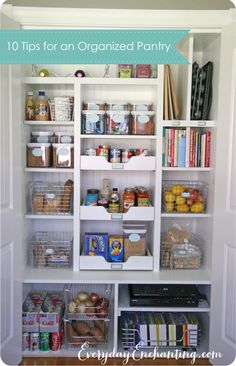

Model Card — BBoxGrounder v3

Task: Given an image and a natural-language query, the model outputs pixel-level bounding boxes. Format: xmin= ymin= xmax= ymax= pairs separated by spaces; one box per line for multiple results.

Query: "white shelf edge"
xmin=80 ymin=156 xmax=156 ymax=171
xmin=80 ymin=134 xmax=156 ymax=139
xmin=23 ymin=77 xmax=158 ymax=86
xmin=23 ymin=77 xmax=75 ymax=84
xmin=24 ymin=120 xmax=75 ymax=126
xmin=24 ymin=168 xmax=74 ymax=173
xmin=25 ymin=214 xmax=73 ymax=220
xmin=80 ymin=205 xmax=154 ymax=221
xmin=161 ymin=213 xmax=212 ymax=218
xmin=162 ymin=167 xmax=213 ymax=171
xmin=162 ymin=120 xmax=216 ymax=128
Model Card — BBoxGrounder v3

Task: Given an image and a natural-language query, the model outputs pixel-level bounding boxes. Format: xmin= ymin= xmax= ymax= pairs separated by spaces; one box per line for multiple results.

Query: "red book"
xmin=189 ymin=128 xmax=195 ymax=167
xmin=205 ymin=130 xmax=211 ymax=167
xmin=170 ymin=128 xmax=175 ymax=167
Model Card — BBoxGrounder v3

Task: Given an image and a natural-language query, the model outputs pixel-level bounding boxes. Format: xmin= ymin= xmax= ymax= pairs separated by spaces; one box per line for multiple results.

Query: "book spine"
xmin=205 ymin=130 xmax=211 ymax=167
xmin=167 ymin=129 xmax=171 ymax=167
xmin=170 ymin=128 xmax=175 ymax=167
xmin=174 ymin=129 xmax=178 ymax=167
xmin=177 ymin=130 xmax=186 ymax=167
xmin=163 ymin=128 xmax=166 ymax=167
xmin=201 ymin=134 xmax=206 ymax=167
xmin=185 ymin=127 xmax=190 ymax=167
xmin=195 ymin=130 xmax=199 ymax=167
xmin=189 ymin=128 xmax=195 ymax=167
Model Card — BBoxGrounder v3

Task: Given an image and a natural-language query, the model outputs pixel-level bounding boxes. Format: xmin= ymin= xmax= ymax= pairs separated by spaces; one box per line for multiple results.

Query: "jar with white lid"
xmin=54 ymin=131 xmax=74 ymax=144
xmin=52 ymin=144 xmax=74 ymax=168
xmin=131 ymin=111 xmax=155 ymax=135
xmin=82 ymin=110 xmax=106 ymax=134
xmin=31 ymin=131 xmax=54 ymax=143
xmin=27 ymin=143 xmax=52 ymax=167
xmin=106 ymin=111 xmax=130 ymax=135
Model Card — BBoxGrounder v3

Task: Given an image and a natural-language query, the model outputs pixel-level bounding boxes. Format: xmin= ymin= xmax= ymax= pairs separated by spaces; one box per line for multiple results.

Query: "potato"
xmin=72 ymin=321 xmax=90 ymax=336
xmin=66 ymin=323 xmax=81 ymax=344
xmin=94 ymin=320 xmax=106 ymax=335
xmin=90 ymin=327 xmax=105 ymax=342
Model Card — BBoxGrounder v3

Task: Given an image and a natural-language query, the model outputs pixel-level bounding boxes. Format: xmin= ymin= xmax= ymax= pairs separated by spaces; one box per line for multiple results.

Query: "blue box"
xmin=84 ymin=233 xmax=109 ymax=261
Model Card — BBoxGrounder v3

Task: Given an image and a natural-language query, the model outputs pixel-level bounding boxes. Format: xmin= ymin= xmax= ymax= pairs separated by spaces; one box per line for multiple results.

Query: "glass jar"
xmin=137 ymin=188 xmax=149 ymax=207
xmin=123 ymin=188 xmax=135 ymax=213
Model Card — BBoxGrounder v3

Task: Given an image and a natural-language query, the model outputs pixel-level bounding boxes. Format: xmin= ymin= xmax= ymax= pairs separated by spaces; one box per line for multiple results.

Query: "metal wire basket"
xmin=29 ymin=231 xmax=73 ymax=268
xmin=48 ymin=96 xmax=74 ymax=121
xmin=162 ymin=180 xmax=208 ymax=214
xmin=29 ymin=180 xmax=73 ymax=215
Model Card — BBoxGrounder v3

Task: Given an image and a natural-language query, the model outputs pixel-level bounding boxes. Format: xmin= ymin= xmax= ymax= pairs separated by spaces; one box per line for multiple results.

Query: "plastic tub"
xmin=52 ymin=144 xmax=74 ymax=168
xmin=171 ymin=243 xmax=202 ymax=269
xmin=31 ymin=131 xmax=54 ymax=143
xmin=82 ymin=111 xmax=106 ymax=135
xmin=27 ymin=143 xmax=51 ymax=168
xmin=131 ymin=111 xmax=155 ymax=135
xmin=106 ymin=102 xmax=129 ymax=111
xmin=123 ymin=224 xmax=147 ymax=261
xmin=54 ymin=131 xmax=74 ymax=143
xmin=106 ymin=111 xmax=130 ymax=135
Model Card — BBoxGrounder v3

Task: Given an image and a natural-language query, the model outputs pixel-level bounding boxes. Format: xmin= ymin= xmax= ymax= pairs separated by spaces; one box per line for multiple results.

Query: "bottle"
xmin=25 ymin=91 xmax=34 ymax=120
xmin=35 ymin=91 xmax=49 ymax=121
xmin=101 ymin=178 xmax=111 ymax=200
xmin=123 ymin=188 xmax=135 ymax=213
xmin=109 ymin=188 xmax=120 ymax=213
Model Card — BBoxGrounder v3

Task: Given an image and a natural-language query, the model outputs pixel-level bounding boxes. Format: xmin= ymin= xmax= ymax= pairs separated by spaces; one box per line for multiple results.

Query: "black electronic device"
xmin=128 ymin=284 xmax=205 ymax=307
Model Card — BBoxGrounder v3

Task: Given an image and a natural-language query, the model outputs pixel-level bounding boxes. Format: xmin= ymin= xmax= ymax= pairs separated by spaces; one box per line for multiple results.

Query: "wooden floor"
xmin=20 ymin=357 xmax=211 ymax=365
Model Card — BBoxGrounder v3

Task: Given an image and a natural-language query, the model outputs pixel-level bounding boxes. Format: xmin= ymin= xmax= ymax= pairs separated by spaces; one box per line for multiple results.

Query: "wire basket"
xmin=64 ymin=284 xmax=112 ymax=321
xmin=29 ymin=231 xmax=73 ymax=268
xmin=29 ymin=180 xmax=73 ymax=215
xmin=120 ymin=312 xmax=201 ymax=350
xmin=162 ymin=180 xmax=208 ymax=214
xmin=160 ymin=233 xmax=203 ymax=269
xmin=64 ymin=318 xmax=109 ymax=348
xmin=48 ymin=96 xmax=74 ymax=121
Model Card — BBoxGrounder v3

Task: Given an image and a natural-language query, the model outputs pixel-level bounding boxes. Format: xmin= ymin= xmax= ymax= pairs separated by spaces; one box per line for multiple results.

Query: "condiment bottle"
xmin=35 ymin=90 xmax=49 ymax=121
xmin=123 ymin=188 xmax=135 ymax=213
xmin=137 ymin=187 xmax=149 ymax=207
xmin=101 ymin=178 xmax=111 ymax=200
xmin=25 ymin=91 xmax=34 ymax=120
xmin=108 ymin=188 xmax=120 ymax=213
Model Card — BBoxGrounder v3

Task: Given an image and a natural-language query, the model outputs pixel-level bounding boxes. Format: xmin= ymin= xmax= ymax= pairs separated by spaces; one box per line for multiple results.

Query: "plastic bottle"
xmin=25 ymin=91 xmax=34 ymax=120
xmin=35 ymin=91 xmax=49 ymax=121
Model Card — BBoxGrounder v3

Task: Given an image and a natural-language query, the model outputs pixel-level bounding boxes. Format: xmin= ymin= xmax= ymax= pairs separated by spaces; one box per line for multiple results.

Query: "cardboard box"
xmin=84 ymin=233 xmax=109 ymax=260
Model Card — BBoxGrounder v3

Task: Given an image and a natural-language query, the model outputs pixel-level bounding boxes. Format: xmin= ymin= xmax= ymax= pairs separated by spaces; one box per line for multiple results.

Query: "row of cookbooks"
xmin=121 ymin=312 xmax=200 ymax=348
xmin=162 ymin=128 xmax=211 ymax=168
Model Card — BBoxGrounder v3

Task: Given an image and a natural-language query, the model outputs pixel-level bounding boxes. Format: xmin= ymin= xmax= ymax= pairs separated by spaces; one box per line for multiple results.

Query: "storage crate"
xmin=29 ymin=231 xmax=73 ymax=268
xmin=160 ymin=233 xmax=203 ymax=269
xmin=48 ymin=96 xmax=74 ymax=121
xmin=162 ymin=180 xmax=208 ymax=214
xmin=28 ymin=180 xmax=73 ymax=215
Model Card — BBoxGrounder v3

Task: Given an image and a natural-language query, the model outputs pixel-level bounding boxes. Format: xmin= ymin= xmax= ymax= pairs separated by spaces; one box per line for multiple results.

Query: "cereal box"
xmin=84 ymin=233 xmax=109 ymax=260
xmin=109 ymin=235 xmax=124 ymax=262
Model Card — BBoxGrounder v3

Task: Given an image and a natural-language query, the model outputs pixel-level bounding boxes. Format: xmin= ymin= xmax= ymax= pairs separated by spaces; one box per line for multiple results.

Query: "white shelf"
xmin=162 ymin=167 xmax=212 ymax=171
xmin=80 ymin=135 xmax=156 ymax=140
xmin=161 ymin=213 xmax=211 ymax=218
xmin=23 ymin=77 xmax=75 ymax=84
xmin=80 ymin=250 xmax=153 ymax=271
xmin=25 ymin=214 xmax=73 ymax=220
xmin=80 ymin=77 xmax=158 ymax=85
xmin=80 ymin=205 xmax=154 ymax=221
xmin=81 ymin=156 xmax=156 ymax=171
xmin=23 ymin=268 xmax=211 ymax=284
xmin=118 ymin=285 xmax=210 ymax=314
xmin=163 ymin=120 xmax=216 ymax=128
xmin=24 ymin=120 xmax=74 ymax=126
xmin=24 ymin=168 xmax=74 ymax=173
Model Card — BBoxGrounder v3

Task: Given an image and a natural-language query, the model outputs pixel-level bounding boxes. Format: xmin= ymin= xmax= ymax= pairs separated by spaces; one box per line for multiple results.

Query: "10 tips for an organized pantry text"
xmin=0 ymin=30 xmax=189 ymax=64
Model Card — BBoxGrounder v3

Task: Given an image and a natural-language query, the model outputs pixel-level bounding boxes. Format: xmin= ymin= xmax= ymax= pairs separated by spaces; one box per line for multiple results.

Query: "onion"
xmin=90 ymin=292 xmax=99 ymax=304
xmin=77 ymin=292 xmax=89 ymax=302
xmin=75 ymin=302 xmax=86 ymax=314
xmin=96 ymin=306 xmax=109 ymax=319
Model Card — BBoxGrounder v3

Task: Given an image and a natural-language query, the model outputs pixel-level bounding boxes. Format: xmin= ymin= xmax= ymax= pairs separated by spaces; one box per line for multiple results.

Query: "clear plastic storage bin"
xmin=131 ymin=111 xmax=154 ymax=135
xmin=54 ymin=131 xmax=74 ymax=143
xmin=27 ymin=143 xmax=52 ymax=168
xmin=52 ymin=144 xmax=74 ymax=168
xmin=30 ymin=131 xmax=54 ymax=143
xmin=82 ymin=110 xmax=106 ymax=134
xmin=106 ymin=111 xmax=130 ymax=135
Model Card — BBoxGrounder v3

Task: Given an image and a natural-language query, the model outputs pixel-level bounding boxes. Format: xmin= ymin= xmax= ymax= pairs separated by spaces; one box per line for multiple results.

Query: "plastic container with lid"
xmin=171 ymin=243 xmax=202 ymax=269
xmin=35 ymin=91 xmax=49 ymax=121
xmin=123 ymin=223 xmax=147 ymax=261
xmin=85 ymin=189 xmax=99 ymax=206
xmin=106 ymin=102 xmax=130 ymax=111
xmin=27 ymin=143 xmax=51 ymax=168
xmin=106 ymin=111 xmax=130 ymax=135
xmin=52 ymin=144 xmax=74 ymax=168
xmin=82 ymin=111 xmax=106 ymax=134
xmin=54 ymin=131 xmax=74 ymax=143
xmin=130 ymin=102 xmax=153 ymax=111
xmin=31 ymin=131 xmax=54 ymax=143
xmin=82 ymin=101 xmax=106 ymax=111
xmin=131 ymin=111 xmax=155 ymax=135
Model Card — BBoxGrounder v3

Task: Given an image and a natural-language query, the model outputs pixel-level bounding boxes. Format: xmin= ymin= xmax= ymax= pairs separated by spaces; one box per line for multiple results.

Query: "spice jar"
xmin=137 ymin=188 xmax=149 ymax=207
xmin=123 ymin=188 xmax=135 ymax=213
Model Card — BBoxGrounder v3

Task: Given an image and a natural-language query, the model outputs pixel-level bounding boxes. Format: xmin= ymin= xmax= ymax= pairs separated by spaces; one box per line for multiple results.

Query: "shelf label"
xmin=111 ymin=213 xmax=123 ymax=220
xmin=198 ymin=121 xmax=206 ymax=127
xmin=112 ymin=163 xmax=124 ymax=170
xmin=111 ymin=263 xmax=123 ymax=270
xmin=172 ymin=120 xmax=181 ymax=126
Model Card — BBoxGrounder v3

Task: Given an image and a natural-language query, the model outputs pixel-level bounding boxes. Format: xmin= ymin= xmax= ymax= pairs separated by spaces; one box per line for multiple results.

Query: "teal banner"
xmin=0 ymin=29 xmax=189 ymax=64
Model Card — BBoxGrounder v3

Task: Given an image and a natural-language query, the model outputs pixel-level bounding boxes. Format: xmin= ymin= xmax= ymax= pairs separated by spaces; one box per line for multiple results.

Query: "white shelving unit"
xmin=1 ymin=5 xmax=235 ymax=364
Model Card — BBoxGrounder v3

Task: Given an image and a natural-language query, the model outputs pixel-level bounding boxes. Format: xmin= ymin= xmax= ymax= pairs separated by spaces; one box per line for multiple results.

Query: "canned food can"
xmin=85 ymin=148 xmax=96 ymax=156
xmin=22 ymin=332 xmax=30 ymax=351
xmin=122 ymin=149 xmax=136 ymax=163
xmin=50 ymin=332 xmax=61 ymax=351
xmin=40 ymin=333 xmax=50 ymax=351
xmin=97 ymin=145 xmax=110 ymax=161
xmin=97 ymin=198 xmax=109 ymax=208
xmin=30 ymin=332 xmax=40 ymax=351
xmin=109 ymin=148 xmax=121 ymax=163
xmin=136 ymin=149 xmax=148 ymax=156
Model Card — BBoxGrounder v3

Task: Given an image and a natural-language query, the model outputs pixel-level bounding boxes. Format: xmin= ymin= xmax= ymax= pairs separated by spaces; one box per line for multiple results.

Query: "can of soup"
xmin=109 ymin=148 xmax=121 ymax=163
xmin=30 ymin=333 xmax=40 ymax=351
xmin=22 ymin=332 xmax=30 ymax=351
xmin=97 ymin=145 xmax=110 ymax=160
xmin=136 ymin=149 xmax=148 ymax=156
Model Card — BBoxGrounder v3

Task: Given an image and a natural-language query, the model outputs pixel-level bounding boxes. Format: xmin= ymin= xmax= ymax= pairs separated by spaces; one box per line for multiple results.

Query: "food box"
xmin=84 ymin=233 xmax=109 ymax=260
xmin=22 ymin=291 xmax=46 ymax=332
xmin=109 ymin=235 xmax=124 ymax=262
